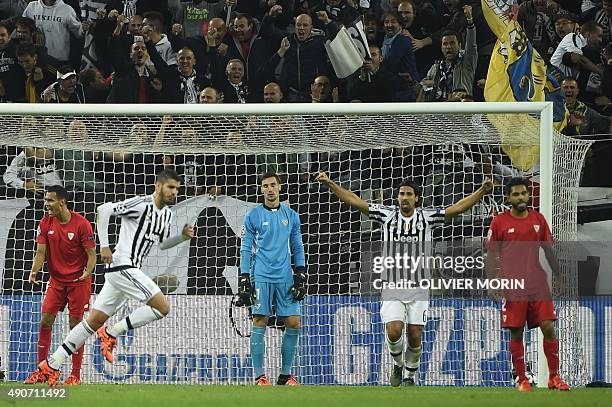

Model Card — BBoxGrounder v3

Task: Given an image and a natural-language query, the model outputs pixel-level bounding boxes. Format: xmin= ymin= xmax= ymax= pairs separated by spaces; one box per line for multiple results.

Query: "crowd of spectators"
xmin=0 ymin=1 xmax=605 ymax=112
xmin=0 ymin=0 xmax=610 ymax=294
xmin=0 ymin=0 xmax=610 ymax=199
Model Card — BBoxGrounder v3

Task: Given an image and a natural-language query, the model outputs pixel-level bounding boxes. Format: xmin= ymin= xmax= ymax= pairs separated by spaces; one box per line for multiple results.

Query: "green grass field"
xmin=0 ymin=384 xmax=610 ymax=407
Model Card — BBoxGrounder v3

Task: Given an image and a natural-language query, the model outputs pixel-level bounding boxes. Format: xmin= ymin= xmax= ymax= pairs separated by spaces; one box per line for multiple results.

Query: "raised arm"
xmin=3 ymin=153 xmax=26 ymax=189
xmin=567 ymin=52 xmax=604 ymax=75
xmin=444 ymin=177 xmax=493 ymax=221
xmin=462 ymin=6 xmax=478 ymax=76
xmin=315 ymin=171 xmax=369 ymax=215
xmin=260 ymin=8 xmax=287 ymax=46
xmin=155 ymin=115 xmax=173 ymax=146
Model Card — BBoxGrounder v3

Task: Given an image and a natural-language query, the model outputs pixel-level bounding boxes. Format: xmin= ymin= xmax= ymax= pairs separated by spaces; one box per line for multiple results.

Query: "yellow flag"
xmin=481 ymin=0 xmax=568 ymax=171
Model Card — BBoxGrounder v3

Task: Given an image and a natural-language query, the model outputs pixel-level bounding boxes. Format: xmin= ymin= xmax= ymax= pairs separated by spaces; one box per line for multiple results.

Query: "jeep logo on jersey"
xmin=68 ymin=232 xmax=74 ymax=240
xmin=281 ymin=220 xmax=289 ymax=226
xmin=533 ymin=225 xmax=540 ymax=232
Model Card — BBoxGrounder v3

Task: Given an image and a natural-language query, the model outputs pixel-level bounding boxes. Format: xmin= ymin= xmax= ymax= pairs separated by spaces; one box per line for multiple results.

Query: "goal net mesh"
xmin=0 ymin=109 xmax=592 ymax=386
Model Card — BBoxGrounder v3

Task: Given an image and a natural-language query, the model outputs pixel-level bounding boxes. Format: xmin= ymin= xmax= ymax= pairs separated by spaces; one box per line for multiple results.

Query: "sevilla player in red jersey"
xmin=485 ymin=177 xmax=570 ymax=392
xmin=24 ymin=185 xmax=96 ymax=385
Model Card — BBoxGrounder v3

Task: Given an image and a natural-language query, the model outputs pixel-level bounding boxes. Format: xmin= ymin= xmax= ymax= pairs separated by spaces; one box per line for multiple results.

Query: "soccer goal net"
xmin=0 ymin=103 xmax=592 ymax=386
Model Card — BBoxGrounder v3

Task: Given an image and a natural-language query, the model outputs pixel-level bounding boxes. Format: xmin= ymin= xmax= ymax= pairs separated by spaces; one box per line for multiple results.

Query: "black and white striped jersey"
xmin=369 ymin=204 xmax=445 ymax=284
xmin=368 ymin=204 xmax=445 ymax=243
xmin=109 ymin=195 xmax=173 ymax=269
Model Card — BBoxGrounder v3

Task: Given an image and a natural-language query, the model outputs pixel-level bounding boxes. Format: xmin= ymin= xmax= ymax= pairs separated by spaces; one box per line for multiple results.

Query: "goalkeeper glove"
xmin=236 ymin=274 xmax=255 ymax=307
xmin=290 ymin=266 xmax=307 ymax=301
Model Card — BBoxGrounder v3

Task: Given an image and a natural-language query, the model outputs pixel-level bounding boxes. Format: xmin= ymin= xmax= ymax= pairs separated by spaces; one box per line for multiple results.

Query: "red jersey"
xmin=486 ymin=209 xmax=553 ymax=294
xmin=36 ymin=211 xmax=96 ymax=285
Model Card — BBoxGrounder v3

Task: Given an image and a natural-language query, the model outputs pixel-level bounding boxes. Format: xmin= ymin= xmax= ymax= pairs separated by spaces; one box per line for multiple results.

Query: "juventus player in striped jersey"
xmin=316 ymin=172 xmax=492 ymax=386
xmin=38 ymin=170 xmax=195 ymax=386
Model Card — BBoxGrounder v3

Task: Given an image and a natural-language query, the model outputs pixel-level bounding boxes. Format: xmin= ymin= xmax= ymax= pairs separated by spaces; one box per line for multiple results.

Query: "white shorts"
xmin=380 ymin=300 xmax=429 ymax=325
xmin=93 ymin=267 xmax=162 ymax=316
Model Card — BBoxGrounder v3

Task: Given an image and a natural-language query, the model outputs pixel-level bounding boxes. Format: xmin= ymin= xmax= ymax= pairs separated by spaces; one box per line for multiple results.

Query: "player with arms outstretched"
xmin=317 ymin=172 xmax=492 ymax=386
xmin=485 ymin=177 xmax=570 ymax=392
xmin=238 ymin=172 xmax=307 ymax=386
xmin=24 ymin=185 xmax=96 ymax=385
xmin=38 ymin=170 xmax=194 ymax=386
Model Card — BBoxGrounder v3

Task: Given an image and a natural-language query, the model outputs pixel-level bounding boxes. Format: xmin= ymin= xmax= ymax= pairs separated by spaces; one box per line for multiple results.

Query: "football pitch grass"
xmin=1 ymin=384 xmax=611 ymax=407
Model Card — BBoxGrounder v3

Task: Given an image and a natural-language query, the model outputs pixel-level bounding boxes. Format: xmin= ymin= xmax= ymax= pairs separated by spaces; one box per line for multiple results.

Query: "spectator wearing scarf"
xmin=219 ymin=58 xmax=251 ymax=103
xmin=151 ymin=46 xmax=210 ymax=103
xmin=419 ymin=20 xmax=477 ymax=102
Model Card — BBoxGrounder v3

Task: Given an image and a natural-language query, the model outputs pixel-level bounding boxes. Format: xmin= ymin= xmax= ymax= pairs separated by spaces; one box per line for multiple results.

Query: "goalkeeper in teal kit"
xmin=239 ymin=172 xmax=307 ymax=386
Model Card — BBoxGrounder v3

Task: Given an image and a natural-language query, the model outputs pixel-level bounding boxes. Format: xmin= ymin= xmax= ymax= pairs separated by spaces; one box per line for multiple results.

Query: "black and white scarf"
xmin=435 ymin=50 xmax=464 ymax=101
xmin=595 ymin=9 xmax=612 ymax=44
xmin=231 ymin=81 xmax=249 ymax=104
xmin=123 ymin=0 xmax=138 ymax=20
xmin=180 ymin=69 xmax=199 ymax=104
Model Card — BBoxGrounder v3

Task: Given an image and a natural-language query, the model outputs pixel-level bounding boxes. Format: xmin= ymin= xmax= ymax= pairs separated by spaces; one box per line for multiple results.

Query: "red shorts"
xmin=41 ymin=280 xmax=91 ymax=318
xmin=501 ymin=299 xmax=557 ymax=329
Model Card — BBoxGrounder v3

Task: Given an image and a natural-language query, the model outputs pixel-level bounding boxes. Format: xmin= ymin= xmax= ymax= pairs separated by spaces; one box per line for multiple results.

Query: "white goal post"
xmin=0 ymin=101 xmax=557 ymax=220
xmin=0 ymin=102 xmax=591 ymax=387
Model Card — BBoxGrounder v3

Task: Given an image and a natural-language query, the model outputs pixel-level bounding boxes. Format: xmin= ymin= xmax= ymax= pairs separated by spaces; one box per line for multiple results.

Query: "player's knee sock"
xmin=48 ymin=320 xmax=95 ymax=370
xmin=404 ymin=345 xmax=422 ymax=377
xmin=509 ymin=339 xmax=527 ymax=381
xmin=280 ymin=327 xmax=300 ymax=376
xmin=37 ymin=327 xmax=52 ymax=364
xmin=71 ymin=345 xmax=84 ymax=377
xmin=107 ymin=306 xmax=164 ymax=337
xmin=251 ymin=326 xmax=266 ymax=377
xmin=386 ymin=335 xmax=404 ymax=367
xmin=543 ymin=339 xmax=559 ymax=378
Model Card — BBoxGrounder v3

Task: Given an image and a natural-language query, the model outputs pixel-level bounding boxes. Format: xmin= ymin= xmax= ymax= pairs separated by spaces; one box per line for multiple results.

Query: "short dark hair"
xmin=16 ymin=17 xmax=36 ymax=33
xmin=142 ymin=11 xmax=164 ymax=32
xmin=234 ymin=13 xmax=254 ymax=27
xmin=79 ymin=67 xmax=99 ymax=86
xmin=47 ymin=185 xmax=68 ymax=201
xmin=156 ymin=169 xmax=180 ymax=184
xmin=0 ymin=21 xmax=11 ymax=33
xmin=260 ymin=172 xmax=281 ymax=185
xmin=581 ymin=20 xmax=602 ymax=35
xmin=16 ymin=43 xmax=37 ymax=57
xmin=178 ymin=46 xmax=194 ymax=55
xmin=397 ymin=179 xmax=421 ymax=198
xmin=369 ymin=44 xmax=382 ymax=54
xmin=504 ymin=177 xmax=529 ymax=196
xmin=363 ymin=12 xmax=379 ymax=25
xmin=382 ymin=11 xmax=401 ymax=23
xmin=441 ymin=30 xmax=460 ymax=42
